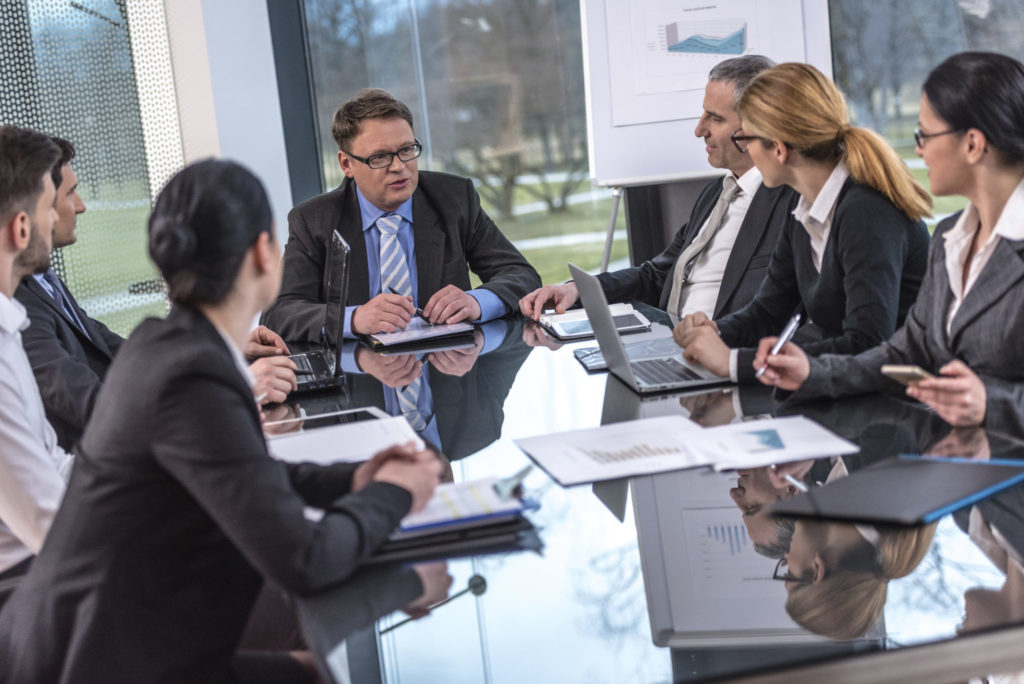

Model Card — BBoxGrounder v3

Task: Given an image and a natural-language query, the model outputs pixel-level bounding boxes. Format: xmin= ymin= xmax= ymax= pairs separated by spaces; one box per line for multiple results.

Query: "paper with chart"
xmin=606 ymin=0 xmax=807 ymax=127
xmin=515 ymin=415 xmax=704 ymax=485
xmin=699 ymin=415 xmax=859 ymax=471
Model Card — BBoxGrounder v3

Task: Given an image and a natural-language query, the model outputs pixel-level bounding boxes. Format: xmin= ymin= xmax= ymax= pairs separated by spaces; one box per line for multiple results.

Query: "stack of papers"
xmin=515 ymin=415 xmax=857 ymax=486
xmin=267 ymin=415 xmax=423 ymax=465
xmin=366 ymin=317 xmax=474 ymax=348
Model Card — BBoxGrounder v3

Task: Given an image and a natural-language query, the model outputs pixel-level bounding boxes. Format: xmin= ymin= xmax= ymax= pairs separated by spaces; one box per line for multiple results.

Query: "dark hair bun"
xmin=149 ymin=216 xmax=198 ymax=272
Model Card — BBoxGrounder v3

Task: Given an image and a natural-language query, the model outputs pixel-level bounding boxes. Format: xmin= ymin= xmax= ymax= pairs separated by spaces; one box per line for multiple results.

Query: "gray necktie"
xmin=666 ymin=176 xmax=741 ymax=320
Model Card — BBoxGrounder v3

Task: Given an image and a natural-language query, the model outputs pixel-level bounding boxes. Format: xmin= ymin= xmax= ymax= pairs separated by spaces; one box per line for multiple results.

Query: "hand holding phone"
xmin=881 ymin=364 xmax=935 ymax=386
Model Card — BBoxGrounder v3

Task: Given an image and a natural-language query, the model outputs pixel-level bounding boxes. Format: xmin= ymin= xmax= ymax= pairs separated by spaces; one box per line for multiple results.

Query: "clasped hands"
xmin=352 ymin=285 xmax=482 ymax=334
xmin=672 ymin=312 xmax=731 ymax=378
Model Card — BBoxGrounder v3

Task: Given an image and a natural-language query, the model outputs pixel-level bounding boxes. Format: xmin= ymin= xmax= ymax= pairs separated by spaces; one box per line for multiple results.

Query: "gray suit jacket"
xmin=262 ymin=171 xmax=540 ymax=343
xmin=595 ymin=178 xmax=797 ymax=319
xmin=795 ymin=212 xmax=1024 ymax=433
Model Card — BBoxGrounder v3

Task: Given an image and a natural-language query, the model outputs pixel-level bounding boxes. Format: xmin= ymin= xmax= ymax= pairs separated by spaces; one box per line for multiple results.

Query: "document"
xmin=699 ymin=416 xmax=858 ymax=471
xmin=539 ymin=302 xmax=650 ymax=341
xmin=267 ymin=415 xmax=423 ymax=465
xmin=392 ymin=477 xmax=530 ymax=540
xmin=366 ymin=317 xmax=475 ymax=348
xmin=515 ymin=415 xmax=705 ymax=486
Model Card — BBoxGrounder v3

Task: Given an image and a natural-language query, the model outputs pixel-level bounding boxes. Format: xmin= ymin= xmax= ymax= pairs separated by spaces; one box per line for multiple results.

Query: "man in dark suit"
xmin=262 ymin=88 xmax=540 ymax=343
xmin=15 ymin=138 xmax=298 ymax=450
xmin=520 ymin=55 xmax=797 ymax=322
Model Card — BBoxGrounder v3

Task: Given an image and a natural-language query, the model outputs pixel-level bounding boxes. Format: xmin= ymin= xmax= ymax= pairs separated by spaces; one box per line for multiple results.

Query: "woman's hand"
xmin=907 ymin=360 xmax=987 ymax=426
xmin=752 ymin=337 xmax=810 ymax=390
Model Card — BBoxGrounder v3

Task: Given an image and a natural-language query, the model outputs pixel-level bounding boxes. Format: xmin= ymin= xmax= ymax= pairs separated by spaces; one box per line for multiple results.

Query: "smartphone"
xmin=881 ymin=364 xmax=935 ymax=386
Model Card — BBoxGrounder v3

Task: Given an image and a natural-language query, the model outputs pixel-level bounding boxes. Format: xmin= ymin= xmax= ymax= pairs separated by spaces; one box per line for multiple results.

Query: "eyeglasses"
xmin=772 ymin=557 xmax=813 ymax=584
xmin=344 ymin=140 xmax=423 ymax=169
xmin=913 ymin=127 xmax=960 ymax=147
xmin=731 ymin=129 xmax=762 ymax=154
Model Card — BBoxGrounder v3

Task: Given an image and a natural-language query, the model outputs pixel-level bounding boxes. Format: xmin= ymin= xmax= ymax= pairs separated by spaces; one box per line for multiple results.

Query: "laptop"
xmin=289 ymin=230 xmax=350 ymax=393
xmin=569 ymin=263 xmax=727 ymax=394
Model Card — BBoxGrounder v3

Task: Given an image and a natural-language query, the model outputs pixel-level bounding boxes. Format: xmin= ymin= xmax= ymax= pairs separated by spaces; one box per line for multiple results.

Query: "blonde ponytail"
xmin=738 ymin=63 xmax=932 ymax=221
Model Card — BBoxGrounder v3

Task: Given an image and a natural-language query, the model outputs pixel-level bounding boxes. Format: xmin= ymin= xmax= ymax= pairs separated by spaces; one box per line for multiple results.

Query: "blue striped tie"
xmin=377 ymin=214 xmax=413 ymax=299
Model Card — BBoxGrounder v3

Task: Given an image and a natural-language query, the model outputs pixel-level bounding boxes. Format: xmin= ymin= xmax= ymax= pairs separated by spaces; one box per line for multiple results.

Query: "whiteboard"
xmin=581 ymin=0 xmax=833 ymax=187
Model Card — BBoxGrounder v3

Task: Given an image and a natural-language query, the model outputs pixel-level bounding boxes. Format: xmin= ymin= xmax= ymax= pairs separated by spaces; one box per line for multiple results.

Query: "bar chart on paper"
xmin=683 ymin=508 xmax=778 ymax=597
xmin=702 ymin=521 xmax=750 ymax=556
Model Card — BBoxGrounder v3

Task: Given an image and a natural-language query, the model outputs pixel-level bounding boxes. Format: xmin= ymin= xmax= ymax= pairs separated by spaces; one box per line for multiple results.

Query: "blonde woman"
xmin=677 ymin=63 xmax=931 ymax=384
xmin=756 ymin=52 xmax=1024 ymax=430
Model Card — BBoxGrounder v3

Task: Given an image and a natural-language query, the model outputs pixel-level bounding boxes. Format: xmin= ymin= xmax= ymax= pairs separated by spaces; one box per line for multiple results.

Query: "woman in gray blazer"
xmin=755 ymin=52 xmax=1024 ymax=431
xmin=0 ymin=160 xmax=441 ymax=683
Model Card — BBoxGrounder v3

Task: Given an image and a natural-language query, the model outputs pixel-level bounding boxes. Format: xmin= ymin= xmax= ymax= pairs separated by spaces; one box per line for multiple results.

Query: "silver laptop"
xmin=569 ymin=263 xmax=727 ymax=394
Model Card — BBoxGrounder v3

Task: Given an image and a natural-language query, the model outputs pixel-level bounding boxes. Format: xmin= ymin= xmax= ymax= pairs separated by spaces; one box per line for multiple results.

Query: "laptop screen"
xmin=324 ymin=230 xmax=351 ymax=374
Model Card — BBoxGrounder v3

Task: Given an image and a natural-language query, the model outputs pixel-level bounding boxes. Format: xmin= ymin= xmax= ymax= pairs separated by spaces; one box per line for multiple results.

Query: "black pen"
xmin=387 ymin=287 xmax=429 ymax=322
xmin=755 ymin=312 xmax=802 ymax=379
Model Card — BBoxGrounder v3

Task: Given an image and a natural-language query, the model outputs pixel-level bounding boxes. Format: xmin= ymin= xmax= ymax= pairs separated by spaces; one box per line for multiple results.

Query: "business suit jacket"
xmin=719 ymin=179 xmax=930 ymax=382
xmin=14 ymin=276 xmax=124 ymax=450
xmin=0 ymin=307 xmax=411 ymax=683
xmin=262 ymin=171 xmax=541 ymax=343
xmin=794 ymin=212 xmax=1024 ymax=434
xmin=595 ymin=178 xmax=798 ymax=318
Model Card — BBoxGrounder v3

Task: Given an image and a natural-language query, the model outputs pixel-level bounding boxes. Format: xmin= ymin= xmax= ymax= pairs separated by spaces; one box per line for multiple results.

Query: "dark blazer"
xmin=0 ymin=307 xmax=412 ymax=683
xmin=14 ymin=275 xmax=124 ymax=450
xmin=262 ymin=171 xmax=541 ymax=343
xmin=595 ymin=178 xmax=798 ymax=318
xmin=718 ymin=179 xmax=930 ymax=382
xmin=795 ymin=212 xmax=1024 ymax=434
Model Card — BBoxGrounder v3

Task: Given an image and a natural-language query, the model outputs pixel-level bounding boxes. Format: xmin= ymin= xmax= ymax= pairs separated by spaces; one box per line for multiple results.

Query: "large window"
xmin=830 ymin=0 xmax=1024 ymax=224
xmin=303 ymin=0 xmax=628 ymax=285
xmin=0 ymin=0 xmax=177 ymax=335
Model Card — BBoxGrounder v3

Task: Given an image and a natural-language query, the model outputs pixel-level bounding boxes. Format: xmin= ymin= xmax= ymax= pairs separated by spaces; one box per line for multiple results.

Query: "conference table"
xmin=277 ymin=314 xmax=1024 ymax=684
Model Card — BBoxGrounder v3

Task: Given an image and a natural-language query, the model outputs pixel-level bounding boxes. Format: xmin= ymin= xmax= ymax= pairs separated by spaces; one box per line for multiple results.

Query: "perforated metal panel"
xmin=0 ymin=0 xmax=181 ymax=336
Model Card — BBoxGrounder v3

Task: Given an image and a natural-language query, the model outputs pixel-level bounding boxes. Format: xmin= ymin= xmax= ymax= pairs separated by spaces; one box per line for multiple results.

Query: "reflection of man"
xmin=15 ymin=137 xmax=298 ymax=450
xmin=263 ymin=88 xmax=540 ymax=342
xmin=729 ymin=468 xmax=799 ymax=559
xmin=521 ymin=55 xmax=795 ymax=322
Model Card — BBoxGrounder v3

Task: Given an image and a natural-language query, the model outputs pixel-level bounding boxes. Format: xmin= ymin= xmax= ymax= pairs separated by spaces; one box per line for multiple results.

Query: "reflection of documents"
xmin=366 ymin=318 xmax=474 ymax=348
xmin=700 ymin=416 xmax=858 ymax=471
xmin=515 ymin=416 xmax=703 ymax=486
xmin=684 ymin=508 xmax=776 ymax=599
xmin=394 ymin=477 xmax=528 ymax=539
xmin=267 ymin=415 xmax=422 ymax=465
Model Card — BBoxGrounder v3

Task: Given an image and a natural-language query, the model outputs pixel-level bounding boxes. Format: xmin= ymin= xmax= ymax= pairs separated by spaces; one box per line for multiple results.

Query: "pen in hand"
xmin=387 ymin=287 xmax=430 ymax=323
xmin=754 ymin=312 xmax=802 ymax=379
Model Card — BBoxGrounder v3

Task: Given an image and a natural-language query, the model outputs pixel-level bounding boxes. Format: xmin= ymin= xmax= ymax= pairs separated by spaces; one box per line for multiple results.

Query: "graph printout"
xmin=606 ymin=0 xmax=806 ymax=127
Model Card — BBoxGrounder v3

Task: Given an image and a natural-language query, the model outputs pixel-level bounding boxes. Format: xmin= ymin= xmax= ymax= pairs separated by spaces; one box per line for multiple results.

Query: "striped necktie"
xmin=377 ymin=214 xmax=413 ymax=300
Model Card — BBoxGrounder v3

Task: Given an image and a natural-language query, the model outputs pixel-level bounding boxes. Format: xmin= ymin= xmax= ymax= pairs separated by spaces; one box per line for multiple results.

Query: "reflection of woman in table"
xmin=0 ymin=161 xmax=441 ymax=682
xmin=757 ymin=52 xmax=1024 ymax=431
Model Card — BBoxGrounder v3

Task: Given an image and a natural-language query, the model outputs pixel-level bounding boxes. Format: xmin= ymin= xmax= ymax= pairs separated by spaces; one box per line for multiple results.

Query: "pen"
xmin=783 ymin=473 xmax=809 ymax=493
xmin=387 ymin=286 xmax=429 ymax=321
xmin=293 ymin=369 xmax=315 ymax=376
xmin=754 ymin=312 xmax=802 ymax=379
xmin=254 ymin=393 xmax=267 ymax=404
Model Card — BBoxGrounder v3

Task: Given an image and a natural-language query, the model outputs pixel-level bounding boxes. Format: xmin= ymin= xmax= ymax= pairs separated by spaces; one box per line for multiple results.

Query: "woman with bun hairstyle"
xmin=756 ymin=52 xmax=1024 ymax=431
xmin=676 ymin=62 xmax=932 ymax=383
xmin=0 ymin=160 xmax=441 ymax=683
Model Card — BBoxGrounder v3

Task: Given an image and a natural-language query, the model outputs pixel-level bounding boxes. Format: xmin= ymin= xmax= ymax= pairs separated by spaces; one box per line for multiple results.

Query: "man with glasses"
xmin=520 ymin=55 xmax=797 ymax=325
xmin=264 ymin=88 xmax=540 ymax=342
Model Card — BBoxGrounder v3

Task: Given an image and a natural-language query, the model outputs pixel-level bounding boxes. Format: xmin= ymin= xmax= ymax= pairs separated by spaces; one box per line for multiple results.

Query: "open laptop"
xmin=569 ymin=263 xmax=727 ymax=394
xmin=289 ymin=230 xmax=350 ymax=393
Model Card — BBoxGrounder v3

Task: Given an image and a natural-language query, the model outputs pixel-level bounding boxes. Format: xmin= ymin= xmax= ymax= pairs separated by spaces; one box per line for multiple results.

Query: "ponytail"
xmin=841 ymin=126 xmax=933 ymax=221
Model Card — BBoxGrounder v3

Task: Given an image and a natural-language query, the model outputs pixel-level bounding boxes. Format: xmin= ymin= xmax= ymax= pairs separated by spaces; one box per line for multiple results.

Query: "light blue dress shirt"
xmin=342 ymin=187 xmax=507 ymax=338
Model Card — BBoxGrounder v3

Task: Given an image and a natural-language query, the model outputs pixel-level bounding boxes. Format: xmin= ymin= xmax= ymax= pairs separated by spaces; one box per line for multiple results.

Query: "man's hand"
xmin=522 ymin=321 xmax=563 ymax=351
xmin=907 ymin=360 xmax=987 ymax=426
xmin=352 ymin=293 xmax=416 ymax=335
xmin=404 ymin=562 xmax=454 ymax=619
xmin=369 ymin=445 xmax=442 ymax=513
xmin=250 ymin=356 xmax=298 ymax=404
xmin=428 ymin=330 xmax=484 ymax=377
xmin=245 ymin=325 xmax=290 ymax=360
xmin=753 ymin=337 xmax=810 ymax=390
xmin=355 ymin=347 xmax=422 ymax=387
xmin=671 ymin=312 xmax=719 ymax=348
xmin=518 ymin=283 xmax=579 ymax=320
xmin=679 ymin=325 xmax=731 ymax=378
xmin=423 ymin=285 xmax=481 ymax=325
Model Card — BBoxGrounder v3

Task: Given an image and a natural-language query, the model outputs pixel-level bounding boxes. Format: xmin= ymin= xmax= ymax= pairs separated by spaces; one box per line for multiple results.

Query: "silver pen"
xmin=754 ymin=312 xmax=802 ymax=379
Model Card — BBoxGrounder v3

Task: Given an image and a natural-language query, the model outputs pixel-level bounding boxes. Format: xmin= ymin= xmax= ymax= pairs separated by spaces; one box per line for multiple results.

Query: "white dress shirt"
xmin=942 ymin=178 xmax=1024 ymax=335
xmin=0 ymin=293 xmax=73 ymax=573
xmin=727 ymin=163 xmax=849 ymax=382
xmin=679 ymin=167 xmax=763 ymax=319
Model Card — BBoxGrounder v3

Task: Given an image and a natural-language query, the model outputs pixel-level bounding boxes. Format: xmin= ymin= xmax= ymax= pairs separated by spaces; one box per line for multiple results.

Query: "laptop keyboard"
xmin=631 ymin=357 xmax=703 ymax=385
xmin=293 ymin=354 xmax=316 ymax=375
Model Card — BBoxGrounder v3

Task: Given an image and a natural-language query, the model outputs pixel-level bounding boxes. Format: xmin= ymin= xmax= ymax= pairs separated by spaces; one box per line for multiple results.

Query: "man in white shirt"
xmin=519 ymin=55 xmax=798 ymax=324
xmin=0 ymin=126 xmax=68 ymax=590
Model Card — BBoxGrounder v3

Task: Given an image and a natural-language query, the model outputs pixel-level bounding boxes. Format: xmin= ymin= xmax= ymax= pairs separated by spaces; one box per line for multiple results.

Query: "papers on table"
xmin=366 ymin=317 xmax=474 ymax=348
xmin=392 ymin=477 xmax=529 ymax=540
xmin=538 ymin=302 xmax=650 ymax=340
xmin=267 ymin=415 xmax=423 ymax=465
xmin=515 ymin=415 xmax=857 ymax=486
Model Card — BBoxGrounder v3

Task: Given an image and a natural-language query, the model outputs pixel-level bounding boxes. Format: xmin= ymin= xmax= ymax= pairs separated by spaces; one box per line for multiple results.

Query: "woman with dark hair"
xmin=0 ymin=160 xmax=441 ymax=682
xmin=676 ymin=62 xmax=932 ymax=383
xmin=756 ymin=52 xmax=1024 ymax=430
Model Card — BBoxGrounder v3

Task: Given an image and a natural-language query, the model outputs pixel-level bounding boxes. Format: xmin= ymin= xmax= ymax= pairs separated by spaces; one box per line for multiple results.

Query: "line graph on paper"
xmin=663 ymin=20 xmax=747 ymax=55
